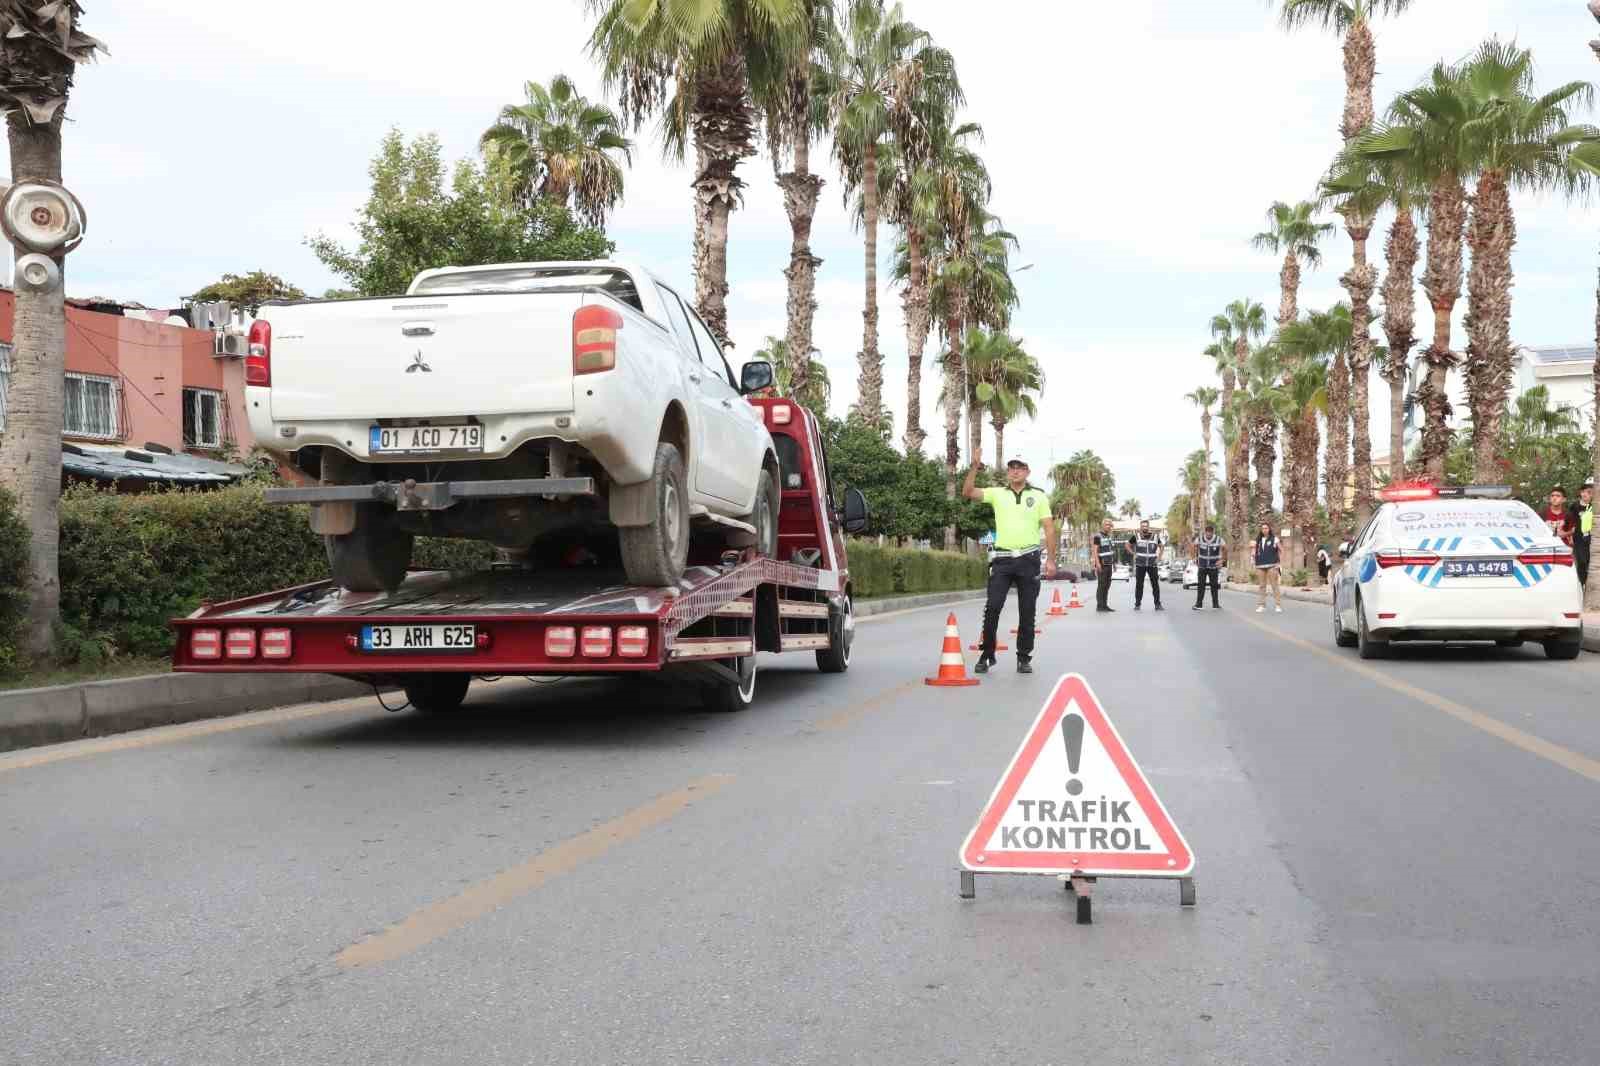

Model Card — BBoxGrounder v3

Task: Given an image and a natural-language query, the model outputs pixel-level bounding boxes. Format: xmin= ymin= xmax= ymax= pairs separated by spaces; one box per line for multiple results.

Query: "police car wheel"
xmin=1356 ymin=599 xmax=1389 ymax=660
xmin=1332 ymin=609 xmax=1358 ymax=648
xmin=1543 ymin=634 xmax=1582 ymax=661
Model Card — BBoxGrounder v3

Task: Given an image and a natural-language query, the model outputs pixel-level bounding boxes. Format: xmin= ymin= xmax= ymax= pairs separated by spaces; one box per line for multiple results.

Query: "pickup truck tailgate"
xmin=266 ymin=293 xmax=581 ymax=420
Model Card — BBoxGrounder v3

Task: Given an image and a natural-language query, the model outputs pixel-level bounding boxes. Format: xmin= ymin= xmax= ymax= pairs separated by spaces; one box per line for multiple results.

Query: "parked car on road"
xmin=250 ymin=261 xmax=782 ymax=592
xmin=1111 ymin=564 xmax=1131 ymax=582
xmin=1182 ymin=560 xmax=1228 ymax=588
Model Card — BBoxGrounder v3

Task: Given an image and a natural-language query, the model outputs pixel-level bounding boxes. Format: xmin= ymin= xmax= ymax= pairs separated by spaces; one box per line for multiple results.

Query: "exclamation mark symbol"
xmin=1061 ymin=713 xmax=1084 ymax=796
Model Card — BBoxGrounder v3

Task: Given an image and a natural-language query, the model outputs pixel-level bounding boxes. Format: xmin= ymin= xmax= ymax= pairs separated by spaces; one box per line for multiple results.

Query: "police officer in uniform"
xmin=1192 ymin=521 xmax=1226 ymax=610
xmin=1127 ymin=518 xmax=1164 ymax=611
xmin=963 ymin=457 xmax=1058 ymax=674
xmin=1091 ymin=517 xmax=1119 ymax=612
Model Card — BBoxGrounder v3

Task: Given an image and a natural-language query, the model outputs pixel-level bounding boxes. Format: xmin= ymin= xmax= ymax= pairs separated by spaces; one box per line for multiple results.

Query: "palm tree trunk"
xmin=966 ymin=367 xmax=982 ymax=475
xmin=1419 ymin=175 xmax=1467 ymax=480
xmin=0 ymin=112 xmax=67 ymax=655
xmin=1200 ymin=410 xmax=1213 ymax=528
xmin=689 ymin=52 xmax=757 ymax=348
xmin=1589 ymin=265 xmax=1600 ymax=612
xmin=1278 ymin=252 xmax=1300 ymax=329
xmin=942 ymin=307 xmax=965 ymax=551
xmin=856 ymin=141 xmax=884 ymax=427
xmin=1251 ymin=419 xmax=1277 ymax=526
xmin=902 ymin=228 xmax=929 ymax=454
xmin=1219 ymin=371 xmax=1243 ymax=560
xmin=1325 ymin=347 xmax=1350 ymax=537
xmin=778 ymin=133 xmax=823 ymax=406
xmin=1380 ymin=209 xmax=1419 ymax=483
xmin=1464 ymin=168 xmax=1516 ymax=484
xmin=992 ymin=417 xmax=1006 ymax=476
xmin=1344 ymin=212 xmax=1378 ymax=524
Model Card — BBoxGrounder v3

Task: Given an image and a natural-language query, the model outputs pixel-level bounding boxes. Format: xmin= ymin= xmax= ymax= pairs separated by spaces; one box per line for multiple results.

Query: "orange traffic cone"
xmin=1067 ymin=586 xmax=1085 ymax=609
xmin=1046 ymin=588 xmax=1067 ymax=617
xmin=926 ymin=613 xmax=980 ymax=687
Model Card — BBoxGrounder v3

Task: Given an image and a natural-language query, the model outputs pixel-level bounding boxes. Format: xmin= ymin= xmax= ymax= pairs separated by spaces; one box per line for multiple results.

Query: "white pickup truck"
xmin=250 ymin=261 xmax=781 ymax=591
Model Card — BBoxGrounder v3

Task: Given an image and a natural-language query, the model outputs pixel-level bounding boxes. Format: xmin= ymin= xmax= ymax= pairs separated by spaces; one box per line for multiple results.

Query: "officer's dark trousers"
xmin=1134 ymin=565 xmax=1162 ymax=607
xmin=1576 ymin=537 xmax=1591 ymax=587
xmin=1194 ymin=566 xmax=1220 ymax=608
xmin=1095 ymin=565 xmax=1113 ymax=608
xmin=981 ymin=552 xmax=1041 ymax=661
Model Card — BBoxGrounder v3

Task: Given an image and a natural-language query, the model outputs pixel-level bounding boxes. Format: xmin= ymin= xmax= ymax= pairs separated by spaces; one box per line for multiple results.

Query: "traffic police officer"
xmin=1128 ymin=518 xmax=1164 ymax=610
xmin=1192 ymin=521 xmax=1226 ymax=609
xmin=963 ymin=457 xmax=1058 ymax=674
xmin=1092 ymin=517 xmax=1119 ymax=612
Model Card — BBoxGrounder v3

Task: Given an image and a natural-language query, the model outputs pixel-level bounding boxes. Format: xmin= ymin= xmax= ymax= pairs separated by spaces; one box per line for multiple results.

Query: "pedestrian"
xmin=963 ymin=458 xmax=1058 ymax=674
xmin=1192 ymin=522 xmax=1226 ymax=610
xmin=1252 ymin=521 xmax=1283 ymax=614
xmin=1091 ymin=517 xmax=1119 ymax=612
xmin=1542 ymin=486 xmax=1575 ymax=547
xmin=1570 ymin=480 xmax=1593 ymax=587
xmin=1127 ymin=518 xmax=1164 ymax=611
xmin=1316 ymin=544 xmax=1331 ymax=584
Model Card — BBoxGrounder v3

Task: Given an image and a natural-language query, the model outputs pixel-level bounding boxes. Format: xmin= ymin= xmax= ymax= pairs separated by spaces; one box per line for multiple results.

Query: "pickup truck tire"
xmin=404 ymin=672 xmax=471 ymax=714
xmin=326 ymin=505 xmax=415 ymax=592
xmin=619 ymin=441 xmax=690 ymax=587
xmin=748 ymin=470 xmax=778 ymax=558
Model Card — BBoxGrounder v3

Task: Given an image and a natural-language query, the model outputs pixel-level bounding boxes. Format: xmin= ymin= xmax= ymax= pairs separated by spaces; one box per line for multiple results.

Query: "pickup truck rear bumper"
xmin=264 ymin=477 xmax=597 ymax=512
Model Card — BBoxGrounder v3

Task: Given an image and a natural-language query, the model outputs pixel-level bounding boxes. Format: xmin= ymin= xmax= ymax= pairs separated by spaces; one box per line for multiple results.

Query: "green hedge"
xmin=0 ymin=489 xmax=30 ymax=674
xmin=845 ymin=539 xmax=987 ymax=599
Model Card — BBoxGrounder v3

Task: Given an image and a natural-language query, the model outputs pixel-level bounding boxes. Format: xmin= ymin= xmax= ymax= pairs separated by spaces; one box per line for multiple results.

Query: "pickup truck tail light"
xmin=246 ymin=319 xmax=272 ymax=386
xmin=1516 ymin=548 xmax=1574 ymax=567
xmin=1374 ymin=550 xmax=1440 ymax=569
xmin=573 ymin=305 xmax=622 ymax=375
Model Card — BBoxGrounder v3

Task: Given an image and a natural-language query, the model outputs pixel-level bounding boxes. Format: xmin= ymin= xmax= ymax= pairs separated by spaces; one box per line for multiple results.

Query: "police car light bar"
xmin=1378 ymin=483 xmax=1514 ymax=502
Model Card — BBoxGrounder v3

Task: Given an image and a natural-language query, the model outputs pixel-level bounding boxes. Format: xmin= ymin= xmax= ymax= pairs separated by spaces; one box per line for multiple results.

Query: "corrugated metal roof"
xmin=62 ymin=443 xmax=246 ymax=485
xmin=1523 ymin=344 xmax=1594 ymax=364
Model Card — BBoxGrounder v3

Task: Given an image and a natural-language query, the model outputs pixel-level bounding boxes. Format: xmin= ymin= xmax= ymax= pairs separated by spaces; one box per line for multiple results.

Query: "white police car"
xmin=1331 ymin=484 xmax=1584 ymax=660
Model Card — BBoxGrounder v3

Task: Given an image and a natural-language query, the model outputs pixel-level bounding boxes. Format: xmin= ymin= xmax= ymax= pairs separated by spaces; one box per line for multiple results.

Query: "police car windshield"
xmin=1387 ymin=499 xmax=1545 ymax=539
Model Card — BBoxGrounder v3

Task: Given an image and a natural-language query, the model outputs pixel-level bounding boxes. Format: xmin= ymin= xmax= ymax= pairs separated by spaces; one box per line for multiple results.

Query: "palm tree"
xmin=1237 ymin=345 xmax=1287 ymax=525
xmin=972 ymin=333 xmax=1043 ymax=471
xmin=754 ymin=335 xmax=831 ymax=416
xmin=1211 ymin=300 xmax=1268 ymax=557
xmin=1278 ymin=356 xmax=1329 ymax=570
xmin=0 ymin=2 xmax=105 ymax=655
xmin=1252 ymin=201 xmax=1335 ymax=329
xmin=1359 ymin=64 xmax=1474 ymax=480
xmin=1050 ymin=450 xmax=1115 ymax=561
xmin=1185 ymin=386 xmax=1220 ymax=535
xmin=1452 ymin=41 xmax=1598 ymax=483
xmin=882 ymin=117 xmax=987 ymax=454
xmin=820 ymin=0 xmax=959 ymax=434
xmin=588 ymin=0 xmax=808 ymax=346
xmin=1573 ymin=18 xmax=1600 ymax=612
xmin=1283 ymin=304 xmax=1355 ymax=534
xmin=1120 ymin=498 xmax=1142 ymax=519
xmin=479 ymin=75 xmax=632 ymax=226
xmin=762 ymin=0 xmax=832 ymax=409
xmin=1178 ymin=450 xmax=1213 ymax=536
xmin=1166 ymin=493 xmax=1195 ymax=550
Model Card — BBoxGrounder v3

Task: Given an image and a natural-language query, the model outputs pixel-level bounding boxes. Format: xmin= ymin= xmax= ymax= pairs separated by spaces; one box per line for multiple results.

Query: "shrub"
xmin=0 ymin=488 xmax=30 ymax=676
xmin=845 ymin=539 xmax=986 ymax=598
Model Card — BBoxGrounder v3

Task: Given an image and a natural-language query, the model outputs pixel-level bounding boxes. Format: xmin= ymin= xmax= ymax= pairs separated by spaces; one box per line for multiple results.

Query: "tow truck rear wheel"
xmin=1543 ymin=633 xmax=1582 ymax=661
xmin=404 ymin=672 xmax=471 ymax=714
xmin=816 ymin=594 xmax=853 ymax=673
xmin=326 ymin=506 xmax=414 ymax=593
xmin=620 ymin=442 xmax=690 ymax=587
xmin=704 ymin=654 xmax=757 ymax=712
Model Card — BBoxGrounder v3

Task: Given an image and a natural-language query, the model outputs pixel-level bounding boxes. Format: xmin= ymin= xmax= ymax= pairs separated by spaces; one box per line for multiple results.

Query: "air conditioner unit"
xmin=214 ymin=332 xmax=248 ymax=358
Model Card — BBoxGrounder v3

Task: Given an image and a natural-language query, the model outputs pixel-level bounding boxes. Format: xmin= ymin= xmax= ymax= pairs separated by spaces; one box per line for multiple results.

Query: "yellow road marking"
xmin=336 ymin=774 xmax=734 ymax=969
xmin=0 ymin=696 xmax=376 ymax=775
xmin=815 ymin=678 xmax=924 ymax=731
xmin=1236 ymin=613 xmax=1600 ymax=785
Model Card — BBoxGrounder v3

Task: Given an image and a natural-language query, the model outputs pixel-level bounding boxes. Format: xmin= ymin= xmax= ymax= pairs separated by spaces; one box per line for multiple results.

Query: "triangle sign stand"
xmin=956 ymin=673 xmax=1196 ymax=922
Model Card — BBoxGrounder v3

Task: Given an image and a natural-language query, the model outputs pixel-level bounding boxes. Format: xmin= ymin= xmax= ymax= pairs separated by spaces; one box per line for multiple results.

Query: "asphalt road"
xmin=3 ymin=581 xmax=1598 ymax=1066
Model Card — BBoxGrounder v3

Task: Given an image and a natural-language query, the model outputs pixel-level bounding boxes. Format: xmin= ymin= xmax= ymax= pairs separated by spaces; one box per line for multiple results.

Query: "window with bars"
xmin=64 ymin=372 xmax=120 ymax=439
xmin=0 ymin=344 xmax=11 ymax=433
xmin=182 ymin=387 xmax=227 ymax=449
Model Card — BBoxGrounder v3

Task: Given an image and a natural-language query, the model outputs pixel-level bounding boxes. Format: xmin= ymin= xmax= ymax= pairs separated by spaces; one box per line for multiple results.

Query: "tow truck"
xmin=171 ymin=397 xmax=868 ymax=713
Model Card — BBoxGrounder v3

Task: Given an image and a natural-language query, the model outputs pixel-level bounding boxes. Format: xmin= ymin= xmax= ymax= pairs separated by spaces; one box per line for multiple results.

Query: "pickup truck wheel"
xmin=816 ymin=594 xmax=853 ymax=673
xmin=404 ymin=672 xmax=471 ymax=714
xmin=748 ymin=470 xmax=778 ymax=558
xmin=620 ymin=442 xmax=689 ymax=587
xmin=326 ymin=506 xmax=414 ymax=592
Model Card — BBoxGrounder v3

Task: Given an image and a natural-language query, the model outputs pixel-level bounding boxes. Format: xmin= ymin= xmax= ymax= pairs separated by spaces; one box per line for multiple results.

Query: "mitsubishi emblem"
xmin=405 ymin=350 xmax=432 ymax=373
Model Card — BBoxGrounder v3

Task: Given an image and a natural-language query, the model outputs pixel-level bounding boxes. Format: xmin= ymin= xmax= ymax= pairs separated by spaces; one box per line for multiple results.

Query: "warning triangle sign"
xmin=959 ymin=674 xmax=1194 ymax=877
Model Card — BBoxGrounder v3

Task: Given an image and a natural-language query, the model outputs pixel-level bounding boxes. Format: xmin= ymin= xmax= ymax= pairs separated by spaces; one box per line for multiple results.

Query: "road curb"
xmin=0 ymin=589 xmax=986 ymax=754
xmin=1224 ymin=582 xmax=1600 ymax=654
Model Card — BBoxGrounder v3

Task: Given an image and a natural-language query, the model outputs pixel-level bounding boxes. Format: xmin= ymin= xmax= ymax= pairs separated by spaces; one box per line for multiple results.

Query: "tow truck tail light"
xmin=1517 ymin=548 xmax=1574 ymax=567
xmin=545 ymin=626 xmax=576 ymax=659
xmin=260 ymin=628 xmax=293 ymax=660
xmin=617 ymin=626 xmax=650 ymax=658
xmin=245 ymin=320 xmax=272 ymax=386
xmin=190 ymin=628 xmax=222 ymax=660
xmin=581 ymin=626 xmax=613 ymax=657
xmin=573 ymin=305 xmax=623 ymax=375
xmin=224 ymin=628 xmax=257 ymax=659
xmin=1375 ymin=550 xmax=1440 ymax=569
xmin=770 ymin=403 xmax=792 ymax=425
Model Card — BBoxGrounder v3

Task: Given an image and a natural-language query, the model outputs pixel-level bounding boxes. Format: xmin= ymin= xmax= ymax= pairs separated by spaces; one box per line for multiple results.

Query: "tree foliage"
xmin=822 ymin=415 xmax=990 ymax=542
xmin=186 ymin=271 xmax=306 ymax=314
xmin=307 ymin=130 xmax=613 ymax=298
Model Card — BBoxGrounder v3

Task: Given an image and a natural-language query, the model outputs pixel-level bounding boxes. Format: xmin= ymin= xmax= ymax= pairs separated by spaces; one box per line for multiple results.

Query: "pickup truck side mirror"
xmin=740 ymin=360 xmax=774 ymax=395
xmin=841 ymin=487 xmax=869 ymax=534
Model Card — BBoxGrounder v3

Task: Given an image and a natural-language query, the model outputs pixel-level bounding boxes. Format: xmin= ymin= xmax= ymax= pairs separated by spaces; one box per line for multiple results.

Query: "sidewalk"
xmin=0 ymin=587 xmax=985 ymax=754
xmin=1225 ymin=582 xmax=1600 ymax=654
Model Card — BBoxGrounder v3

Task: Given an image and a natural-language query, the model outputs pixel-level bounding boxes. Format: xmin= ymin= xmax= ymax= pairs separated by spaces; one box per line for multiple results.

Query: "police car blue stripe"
xmin=1491 ymin=536 xmax=1508 ymax=550
xmin=1449 ymin=537 xmax=1462 ymax=551
xmin=1512 ymin=564 xmax=1531 ymax=587
xmin=1429 ymin=566 xmax=1446 ymax=587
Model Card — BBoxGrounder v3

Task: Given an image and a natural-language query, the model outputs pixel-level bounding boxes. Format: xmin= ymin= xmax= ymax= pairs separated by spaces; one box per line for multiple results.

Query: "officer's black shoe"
xmin=974 ymin=658 xmax=993 ymax=674
xmin=1133 ymin=604 xmax=1141 ymax=611
xmin=1154 ymin=604 xmax=1164 ymax=611
xmin=1192 ymin=604 xmax=1202 ymax=611
xmin=1097 ymin=606 xmax=1115 ymax=612
xmin=1017 ymin=659 xmax=1033 ymax=674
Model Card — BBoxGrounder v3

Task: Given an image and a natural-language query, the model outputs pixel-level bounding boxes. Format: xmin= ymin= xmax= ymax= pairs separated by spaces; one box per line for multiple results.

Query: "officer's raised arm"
xmin=962 ymin=460 xmax=986 ymax=502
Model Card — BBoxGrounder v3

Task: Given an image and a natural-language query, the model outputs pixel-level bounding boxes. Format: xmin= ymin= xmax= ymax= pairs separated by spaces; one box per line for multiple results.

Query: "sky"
xmin=46 ymin=0 xmax=1600 ymax=516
